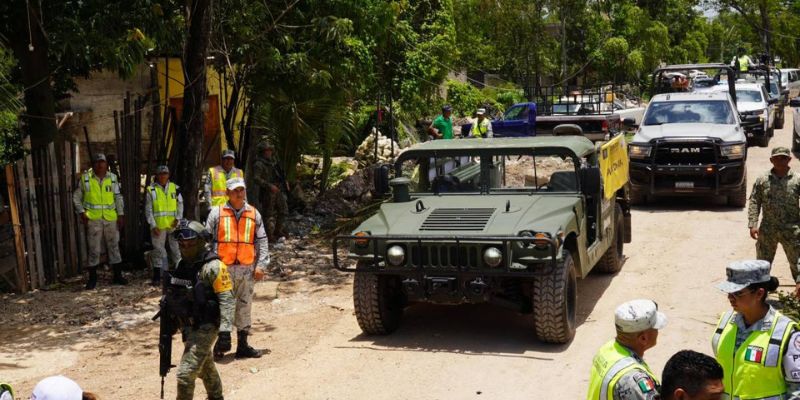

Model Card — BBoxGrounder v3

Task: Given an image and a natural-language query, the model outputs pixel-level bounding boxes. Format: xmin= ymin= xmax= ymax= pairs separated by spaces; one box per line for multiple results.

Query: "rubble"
xmin=355 ymin=129 xmax=402 ymax=168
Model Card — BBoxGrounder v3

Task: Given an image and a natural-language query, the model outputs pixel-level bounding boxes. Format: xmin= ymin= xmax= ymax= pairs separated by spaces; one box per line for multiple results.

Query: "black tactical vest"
xmin=164 ymin=253 xmax=221 ymax=329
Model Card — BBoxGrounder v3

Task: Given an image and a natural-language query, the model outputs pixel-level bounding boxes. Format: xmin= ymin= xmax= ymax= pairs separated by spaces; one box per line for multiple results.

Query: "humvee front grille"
xmin=410 ymin=244 xmax=481 ymax=268
xmin=420 ymin=208 xmax=495 ymax=231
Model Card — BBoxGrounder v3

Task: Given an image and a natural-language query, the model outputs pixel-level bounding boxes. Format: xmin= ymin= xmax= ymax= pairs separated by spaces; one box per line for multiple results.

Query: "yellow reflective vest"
xmin=712 ymin=310 xmax=797 ymax=400
xmin=738 ymin=56 xmax=750 ymax=72
xmin=587 ymin=340 xmax=659 ymax=400
xmin=471 ymin=118 xmax=491 ymax=138
xmin=81 ymin=170 xmax=119 ymax=221
xmin=149 ymin=182 xmax=178 ymax=229
xmin=209 ymin=166 xmax=243 ymax=207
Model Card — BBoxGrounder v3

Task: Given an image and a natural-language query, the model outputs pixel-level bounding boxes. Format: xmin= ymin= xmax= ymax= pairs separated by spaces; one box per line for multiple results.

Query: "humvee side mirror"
xmin=373 ymin=164 xmax=392 ymax=197
xmin=580 ymin=167 xmax=602 ymax=196
xmin=790 ymin=97 xmax=800 ymax=107
xmin=389 ymin=177 xmax=411 ymax=202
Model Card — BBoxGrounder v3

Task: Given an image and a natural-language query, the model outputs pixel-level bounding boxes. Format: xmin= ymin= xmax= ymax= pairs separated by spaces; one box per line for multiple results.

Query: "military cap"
xmin=716 ymin=260 xmax=772 ymax=293
xmin=93 ymin=153 xmax=107 ymax=162
xmin=226 ymin=177 xmax=246 ymax=190
xmin=222 ymin=149 xmax=236 ymax=159
xmin=771 ymin=146 xmax=791 ymax=158
xmin=476 ymin=108 xmax=486 ymax=116
xmin=614 ymin=299 xmax=667 ymax=333
xmin=156 ymin=165 xmax=169 ymax=174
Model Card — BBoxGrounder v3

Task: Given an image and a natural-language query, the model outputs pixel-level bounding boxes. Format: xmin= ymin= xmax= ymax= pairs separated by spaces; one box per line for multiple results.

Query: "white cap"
xmin=476 ymin=108 xmax=486 ymax=115
xmin=614 ymin=299 xmax=667 ymax=333
xmin=31 ymin=376 xmax=82 ymax=400
xmin=226 ymin=177 xmax=246 ymax=190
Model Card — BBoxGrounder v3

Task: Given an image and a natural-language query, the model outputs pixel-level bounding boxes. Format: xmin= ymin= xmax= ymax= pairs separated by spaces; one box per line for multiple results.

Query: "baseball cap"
xmin=156 ymin=165 xmax=169 ymax=174
xmin=442 ymin=105 xmax=452 ymax=113
xmin=222 ymin=149 xmax=236 ymax=159
xmin=716 ymin=260 xmax=772 ymax=293
xmin=226 ymin=177 xmax=246 ymax=190
xmin=93 ymin=153 xmax=107 ymax=162
xmin=476 ymin=108 xmax=486 ymax=116
xmin=614 ymin=299 xmax=667 ymax=333
xmin=771 ymin=146 xmax=791 ymax=158
xmin=31 ymin=375 xmax=82 ymax=400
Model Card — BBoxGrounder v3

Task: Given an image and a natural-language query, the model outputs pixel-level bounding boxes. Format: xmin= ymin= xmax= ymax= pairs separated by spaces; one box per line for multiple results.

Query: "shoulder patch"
xmin=636 ymin=375 xmax=656 ymax=393
xmin=212 ymin=262 xmax=233 ymax=293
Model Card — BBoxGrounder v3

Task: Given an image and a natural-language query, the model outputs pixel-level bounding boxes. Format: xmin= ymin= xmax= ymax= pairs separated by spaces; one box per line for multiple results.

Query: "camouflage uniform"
xmin=175 ymin=258 xmax=235 ymax=400
xmin=612 ymin=360 xmax=660 ymax=400
xmin=747 ymin=170 xmax=800 ymax=281
xmin=252 ymin=154 xmax=288 ymax=238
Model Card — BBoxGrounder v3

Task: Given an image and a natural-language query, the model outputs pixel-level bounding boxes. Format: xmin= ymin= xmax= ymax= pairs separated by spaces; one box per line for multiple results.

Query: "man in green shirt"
xmin=428 ymin=105 xmax=454 ymax=140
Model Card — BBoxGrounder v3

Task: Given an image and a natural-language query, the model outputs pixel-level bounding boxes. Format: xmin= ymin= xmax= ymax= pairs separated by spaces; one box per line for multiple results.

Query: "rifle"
xmin=152 ymin=298 xmax=176 ymax=399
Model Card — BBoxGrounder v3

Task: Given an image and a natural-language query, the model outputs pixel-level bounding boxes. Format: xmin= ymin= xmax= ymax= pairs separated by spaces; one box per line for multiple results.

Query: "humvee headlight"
xmin=628 ymin=144 xmax=651 ymax=159
xmin=354 ymin=231 xmax=370 ymax=248
xmin=721 ymin=143 xmax=745 ymax=159
xmin=533 ymin=232 xmax=552 ymax=249
xmin=387 ymin=245 xmax=405 ymax=266
xmin=483 ymin=247 xmax=503 ymax=267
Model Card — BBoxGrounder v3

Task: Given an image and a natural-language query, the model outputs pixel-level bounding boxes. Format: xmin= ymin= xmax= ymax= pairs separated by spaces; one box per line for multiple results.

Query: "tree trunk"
xmin=174 ymin=0 xmax=214 ymax=220
xmin=9 ymin=1 xmax=57 ymax=149
xmin=758 ymin=1 xmax=772 ymax=62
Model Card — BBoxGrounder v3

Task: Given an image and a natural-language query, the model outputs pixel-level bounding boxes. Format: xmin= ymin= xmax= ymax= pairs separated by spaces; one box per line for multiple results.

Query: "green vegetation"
xmin=1 ymin=0 xmax=800 ymax=185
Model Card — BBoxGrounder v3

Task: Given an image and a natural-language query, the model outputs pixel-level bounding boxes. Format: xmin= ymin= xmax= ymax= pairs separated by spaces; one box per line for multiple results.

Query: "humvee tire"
xmin=727 ymin=174 xmax=747 ymax=208
xmin=353 ymin=262 xmax=405 ymax=335
xmin=533 ymin=250 xmax=577 ymax=343
xmin=756 ymin=133 xmax=769 ymax=147
xmin=776 ymin=116 xmax=784 ymax=130
xmin=595 ymin=204 xmax=624 ymax=274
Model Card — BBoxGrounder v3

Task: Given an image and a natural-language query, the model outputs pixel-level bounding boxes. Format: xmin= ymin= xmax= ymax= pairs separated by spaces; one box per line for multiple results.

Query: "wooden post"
xmin=64 ymin=140 xmax=78 ymax=275
xmin=25 ymin=154 xmax=45 ymax=288
xmin=5 ymin=164 xmax=28 ymax=293
xmin=15 ymin=160 xmax=37 ymax=289
xmin=49 ymin=142 xmax=65 ymax=279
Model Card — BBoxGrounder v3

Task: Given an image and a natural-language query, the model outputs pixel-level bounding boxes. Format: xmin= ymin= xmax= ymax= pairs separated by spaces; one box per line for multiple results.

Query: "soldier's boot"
xmin=85 ymin=268 xmax=98 ymax=290
xmin=150 ymin=267 xmax=161 ymax=286
xmin=213 ymin=331 xmax=231 ymax=358
xmin=235 ymin=330 xmax=262 ymax=358
xmin=111 ymin=263 xmax=128 ymax=285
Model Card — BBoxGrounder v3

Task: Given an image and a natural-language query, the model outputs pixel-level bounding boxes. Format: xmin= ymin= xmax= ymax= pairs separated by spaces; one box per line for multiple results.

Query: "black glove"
xmin=214 ymin=331 xmax=231 ymax=354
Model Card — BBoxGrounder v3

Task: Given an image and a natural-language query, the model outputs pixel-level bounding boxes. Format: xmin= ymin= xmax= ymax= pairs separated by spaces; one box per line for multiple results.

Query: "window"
xmin=504 ymin=105 xmax=529 ymax=121
xmin=643 ymin=100 xmax=735 ymax=125
xmin=736 ymin=89 xmax=764 ymax=103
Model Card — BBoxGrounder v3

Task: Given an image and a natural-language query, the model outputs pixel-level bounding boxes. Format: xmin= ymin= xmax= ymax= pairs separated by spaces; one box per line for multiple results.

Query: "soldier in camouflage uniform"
xmin=747 ymin=146 xmax=800 ymax=296
xmin=252 ymin=139 xmax=289 ymax=242
xmin=167 ymin=220 xmax=235 ymax=400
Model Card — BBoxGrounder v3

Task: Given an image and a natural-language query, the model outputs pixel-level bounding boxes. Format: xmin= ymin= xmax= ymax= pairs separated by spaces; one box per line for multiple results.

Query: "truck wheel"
xmin=776 ymin=116 xmax=784 ymax=130
xmin=353 ymin=263 xmax=405 ymax=335
xmin=533 ymin=250 xmax=577 ymax=344
xmin=756 ymin=133 xmax=769 ymax=147
xmin=727 ymin=174 xmax=748 ymax=208
xmin=595 ymin=204 xmax=624 ymax=274
xmin=630 ymin=188 xmax=647 ymax=205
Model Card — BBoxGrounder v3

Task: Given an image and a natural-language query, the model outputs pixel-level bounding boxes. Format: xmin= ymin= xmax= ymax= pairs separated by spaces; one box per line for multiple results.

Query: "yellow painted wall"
xmin=154 ymin=57 xmax=245 ymax=153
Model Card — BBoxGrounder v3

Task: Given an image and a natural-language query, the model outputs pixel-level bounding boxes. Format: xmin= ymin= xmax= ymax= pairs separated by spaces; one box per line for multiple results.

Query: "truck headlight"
xmin=721 ymin=143 xmax=746 ymax=159
xmin=628 ymin=144 xmax=651 ymax=159
xmin=483 ymin=247 xmax=503 ymax=267
xmin=387 ymin=245 xmax=405 ymax=266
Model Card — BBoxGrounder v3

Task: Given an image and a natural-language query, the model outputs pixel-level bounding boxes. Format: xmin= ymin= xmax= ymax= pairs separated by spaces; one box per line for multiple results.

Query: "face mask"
xmin=179 ymin=239 xmax=206 ymax=262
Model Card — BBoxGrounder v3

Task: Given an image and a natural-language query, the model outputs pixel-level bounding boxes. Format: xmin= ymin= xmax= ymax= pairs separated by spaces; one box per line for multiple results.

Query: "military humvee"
xmin=333 ymin=136 xmax=631 ymax=343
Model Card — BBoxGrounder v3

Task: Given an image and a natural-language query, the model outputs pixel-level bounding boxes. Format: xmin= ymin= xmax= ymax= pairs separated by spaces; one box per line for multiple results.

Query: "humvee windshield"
xmin=396 ymin=152 xmax=578 ymax=194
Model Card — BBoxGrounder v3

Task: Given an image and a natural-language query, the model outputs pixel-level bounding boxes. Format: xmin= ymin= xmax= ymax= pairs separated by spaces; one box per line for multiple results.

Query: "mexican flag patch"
xmin=637 ymin=377 xmax=655 ymax=393
xmin=744 ymin=345 xmax=764 ymax=363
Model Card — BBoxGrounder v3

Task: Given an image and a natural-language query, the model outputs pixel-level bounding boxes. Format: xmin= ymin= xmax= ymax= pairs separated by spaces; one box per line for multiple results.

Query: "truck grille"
xmin=654 ymin=142 xmax=716 ymax=164
xmin=410 ymin=244 xmax=481 ymax=269
xmin=420 ymin=208 xmax=495 ymax=231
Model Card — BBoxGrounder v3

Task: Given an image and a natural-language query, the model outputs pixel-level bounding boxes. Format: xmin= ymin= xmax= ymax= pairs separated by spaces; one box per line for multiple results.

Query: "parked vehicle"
xmin=334 ymin=136 xmax=631 ymax=343
xmin=628 ymin=64 xmax=750 ymax=207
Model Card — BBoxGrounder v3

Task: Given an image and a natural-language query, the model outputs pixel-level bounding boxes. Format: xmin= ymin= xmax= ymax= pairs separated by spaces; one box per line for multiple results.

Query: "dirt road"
xmin=2 ymin=112 xmax=798 ymax=399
